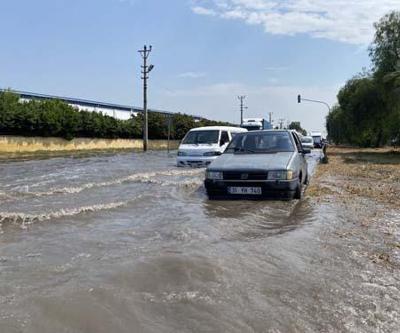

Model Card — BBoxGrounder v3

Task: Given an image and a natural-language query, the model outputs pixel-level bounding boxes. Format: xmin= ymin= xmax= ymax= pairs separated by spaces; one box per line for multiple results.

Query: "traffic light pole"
xmin=297 ymin=95 xmax=331 ymax=113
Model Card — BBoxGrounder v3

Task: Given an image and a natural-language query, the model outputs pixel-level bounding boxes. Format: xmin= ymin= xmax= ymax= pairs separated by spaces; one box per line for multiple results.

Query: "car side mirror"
xmin=302 ymin=148 xmax=311 ymax=154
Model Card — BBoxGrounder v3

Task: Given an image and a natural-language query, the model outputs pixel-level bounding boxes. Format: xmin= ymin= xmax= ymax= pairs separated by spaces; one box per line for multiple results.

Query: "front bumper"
xmin=204 ymin=179 xmax=298 ymax=199
xmin=177 ymin=156 xmax=218 ymax=167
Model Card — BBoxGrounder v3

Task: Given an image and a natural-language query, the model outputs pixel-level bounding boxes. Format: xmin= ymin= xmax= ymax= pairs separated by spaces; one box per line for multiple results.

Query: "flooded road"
xmin=0 ymin=151 xmax=399 ymax=332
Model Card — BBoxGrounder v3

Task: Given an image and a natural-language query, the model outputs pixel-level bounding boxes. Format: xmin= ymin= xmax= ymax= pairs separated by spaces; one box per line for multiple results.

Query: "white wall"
xmin=71 ymin=105 xmax=136 ymax=120
xmin=20 ymin=97 xmax=139 ymax=121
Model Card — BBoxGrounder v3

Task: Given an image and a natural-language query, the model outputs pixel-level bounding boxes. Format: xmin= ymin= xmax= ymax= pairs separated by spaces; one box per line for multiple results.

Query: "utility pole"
xmin=167 ymin=114 xmax=172 ymax=154
xmin=138 ymin=45 xmax=154 ymax=152
xmin=278 ymin=118 xmax=285 ymax=129
xmin=268 ymin=112 xmax=273 ymax=124
xmin=238 ymin=96 xmax=246 ymax=125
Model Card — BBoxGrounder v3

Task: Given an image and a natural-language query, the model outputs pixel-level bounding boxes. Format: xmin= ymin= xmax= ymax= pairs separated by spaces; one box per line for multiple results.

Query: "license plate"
xmin=227 ymin=187 xmax=262 ymax=195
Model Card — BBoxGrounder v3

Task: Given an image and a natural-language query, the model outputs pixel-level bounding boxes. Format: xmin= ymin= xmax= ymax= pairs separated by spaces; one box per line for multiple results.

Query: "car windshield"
xmin=225 ymin=131 xmax=294 ymax=153
xmin=241 ymin=125 xmax=262 ymax=131
xmin=302 ymin=137 xmax=313 ymax=143
xmin=182 ymin=130 xmax=219 ymax=144
xmin=312 ymin=136 xmax=322 ymax=143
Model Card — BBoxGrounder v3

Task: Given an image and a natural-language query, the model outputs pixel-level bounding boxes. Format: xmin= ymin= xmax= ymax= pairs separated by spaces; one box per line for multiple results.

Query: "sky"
xmin=1 ymin=0 xmax=399 ymax=131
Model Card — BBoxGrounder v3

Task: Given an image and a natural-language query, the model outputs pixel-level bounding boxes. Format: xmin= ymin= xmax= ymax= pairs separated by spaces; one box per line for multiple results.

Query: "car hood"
xmin=178 ymin=144 xmax=220 ymax=156
xmin=208 ymin=152 xmax=295 ymax=171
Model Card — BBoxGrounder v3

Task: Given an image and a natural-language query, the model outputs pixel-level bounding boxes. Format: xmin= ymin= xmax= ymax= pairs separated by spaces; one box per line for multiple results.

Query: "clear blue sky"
xmin=1 ymin=0 xmax=396 ymax=131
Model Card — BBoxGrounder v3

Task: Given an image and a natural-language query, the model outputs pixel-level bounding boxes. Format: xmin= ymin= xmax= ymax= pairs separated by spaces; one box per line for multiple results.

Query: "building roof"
xmin=1 ymin=89 xmax=201 ymax=118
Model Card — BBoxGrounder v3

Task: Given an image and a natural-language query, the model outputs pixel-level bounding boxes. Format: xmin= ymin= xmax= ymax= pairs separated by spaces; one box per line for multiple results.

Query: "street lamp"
xmin=297 ymin=94 xmax=331 ymax=113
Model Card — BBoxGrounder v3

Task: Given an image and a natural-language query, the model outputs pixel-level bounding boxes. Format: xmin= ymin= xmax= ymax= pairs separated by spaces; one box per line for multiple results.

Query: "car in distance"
xmin=204 ymin=130 xmax=310 ymax=200
xmin=311 ymin=131 xmax=323 ymax=148
xmin=301 ymin=136 xmax=314 ymax=150
xmin=177 ymin=126 xmax=247 ymax=167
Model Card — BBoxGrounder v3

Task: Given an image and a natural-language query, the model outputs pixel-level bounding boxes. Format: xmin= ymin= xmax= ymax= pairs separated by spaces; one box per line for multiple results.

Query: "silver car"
xmin=301 ymin=136 xmax=314 ymax=150
xmin=204 ymin=130 xmax=310 ymax=200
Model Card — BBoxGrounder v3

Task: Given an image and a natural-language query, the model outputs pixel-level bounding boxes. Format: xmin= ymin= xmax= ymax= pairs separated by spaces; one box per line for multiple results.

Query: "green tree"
xmin=370 ymin=11 xmax=400 ymax=78
xmin=288 ymin=121 xmax=307 ymax=136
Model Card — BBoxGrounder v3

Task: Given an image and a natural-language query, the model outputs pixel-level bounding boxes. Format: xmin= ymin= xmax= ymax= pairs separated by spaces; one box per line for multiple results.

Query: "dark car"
xmin=204 ymin=130 xmax=310 ymax=200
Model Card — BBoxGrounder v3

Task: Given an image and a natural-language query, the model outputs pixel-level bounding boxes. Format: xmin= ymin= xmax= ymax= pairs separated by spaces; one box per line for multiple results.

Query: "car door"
xmin=219 ymin=131 xmax=230 ymax=152
xmin=291 ymin=132 xmax=307 ymax=182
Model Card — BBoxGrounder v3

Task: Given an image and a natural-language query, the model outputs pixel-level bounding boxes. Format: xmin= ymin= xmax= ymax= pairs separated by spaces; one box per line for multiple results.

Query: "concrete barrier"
xmin=0 ymin=136 xmax=180 ymax=153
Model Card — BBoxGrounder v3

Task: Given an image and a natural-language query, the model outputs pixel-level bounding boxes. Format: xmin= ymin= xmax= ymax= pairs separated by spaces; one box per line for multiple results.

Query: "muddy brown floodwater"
xmin=0 ymin=149 xmax=399 ymax=333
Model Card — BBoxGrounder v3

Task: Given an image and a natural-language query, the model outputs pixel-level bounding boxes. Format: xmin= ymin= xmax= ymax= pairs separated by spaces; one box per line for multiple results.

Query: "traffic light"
xmin=297 ymin=95 xmax=301 ymax=103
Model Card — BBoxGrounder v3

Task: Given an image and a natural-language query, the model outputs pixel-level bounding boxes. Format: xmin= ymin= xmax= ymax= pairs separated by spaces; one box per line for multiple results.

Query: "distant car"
xmin=204 ymin=130 xmax=310 ymax=200
xmin=177 ymin=126 xmax=247 ymax=167
xmin=311 ymin=132 xmax=323 ymax=148
xmin=301 ymin=136 xmax=314 ymax=150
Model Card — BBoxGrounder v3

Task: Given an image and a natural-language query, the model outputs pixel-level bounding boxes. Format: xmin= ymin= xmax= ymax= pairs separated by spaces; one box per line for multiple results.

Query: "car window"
xmin=225 ymin=131 xmax=295 ymax=153
xmin=302 ymin=137 xmax=313 ymax=143
xmin=291 ymin=132 xmax=303 ymax=152
xmin=313 ymin=136 xmax=322 ymax=144
xmin=220 ymin=131 xmax=229 ymax=145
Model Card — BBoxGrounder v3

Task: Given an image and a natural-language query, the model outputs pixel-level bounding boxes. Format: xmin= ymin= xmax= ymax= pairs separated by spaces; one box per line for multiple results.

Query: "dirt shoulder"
xmin=308 ymin=146 xmax=400 ymax=208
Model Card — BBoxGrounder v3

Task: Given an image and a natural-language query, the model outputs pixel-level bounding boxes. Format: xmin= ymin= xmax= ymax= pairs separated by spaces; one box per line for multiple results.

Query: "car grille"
xmin=223 ymin=171 xmax=268 ymax=180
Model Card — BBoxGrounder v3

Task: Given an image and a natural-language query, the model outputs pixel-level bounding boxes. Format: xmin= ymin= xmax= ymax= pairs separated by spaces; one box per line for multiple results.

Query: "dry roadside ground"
xmin=308 ymin=147 xmax=400 ymax=207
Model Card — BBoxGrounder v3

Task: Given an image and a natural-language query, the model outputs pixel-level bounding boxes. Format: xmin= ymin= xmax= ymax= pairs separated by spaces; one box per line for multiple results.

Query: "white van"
xmin=177 ymin=126 xmax=247 ymax=167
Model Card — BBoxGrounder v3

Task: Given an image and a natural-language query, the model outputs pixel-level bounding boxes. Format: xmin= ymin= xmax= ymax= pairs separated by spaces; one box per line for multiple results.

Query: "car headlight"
xmin=206 ymin=171 xmax=223 ymax=180
xmin=177 ymin=151 xmax=187 ymax=156
xmin=268 ymin=170 xmax=294 ymax=180
xmin=203 ymin=151 xmax=222 ymax=156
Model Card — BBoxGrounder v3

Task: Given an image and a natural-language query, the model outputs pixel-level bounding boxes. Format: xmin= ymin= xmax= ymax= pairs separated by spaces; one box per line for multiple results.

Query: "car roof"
xmin=188 ymin=126 xmax=247 ymax=132
xmin=234 ymin=129 xmax=291 ymax=134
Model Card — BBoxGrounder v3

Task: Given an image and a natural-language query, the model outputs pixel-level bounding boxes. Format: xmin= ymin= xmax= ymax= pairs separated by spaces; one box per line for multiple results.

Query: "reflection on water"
xmin=1 ymin=150 xmax=396 ymax=332
xmin=204 ymin=200 xmax=315 ymax=240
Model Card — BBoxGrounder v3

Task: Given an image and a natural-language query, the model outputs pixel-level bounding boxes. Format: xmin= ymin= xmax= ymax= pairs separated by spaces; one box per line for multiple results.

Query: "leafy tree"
xmin=288 ymin=121 xmax=307 ymax=136
xmin=327 ymin=11 xmax=400 ymax=147
xmin=370 ymin=11 xmax=400 ymax=78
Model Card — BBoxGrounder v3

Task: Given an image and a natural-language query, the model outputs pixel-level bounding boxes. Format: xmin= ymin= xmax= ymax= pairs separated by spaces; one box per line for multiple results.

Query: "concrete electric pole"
xmin=238 ymin=96 xmax=246 ymax=125
xmin=138 ymin=45 xmax=154 ymax=152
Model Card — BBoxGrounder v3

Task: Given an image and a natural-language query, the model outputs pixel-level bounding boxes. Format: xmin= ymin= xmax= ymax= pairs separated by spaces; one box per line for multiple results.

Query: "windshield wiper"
xmin=232 ymin=147 xmax=256 ymax=153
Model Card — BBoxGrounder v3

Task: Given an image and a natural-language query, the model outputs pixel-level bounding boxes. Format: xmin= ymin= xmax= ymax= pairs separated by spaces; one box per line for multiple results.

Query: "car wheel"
xmin=294 ymin=178 xmax=302 ymax=199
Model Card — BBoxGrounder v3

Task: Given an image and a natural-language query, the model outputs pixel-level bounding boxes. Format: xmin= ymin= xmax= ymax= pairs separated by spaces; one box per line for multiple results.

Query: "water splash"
xmin=0 ymin=200 xmax=135 ymax=228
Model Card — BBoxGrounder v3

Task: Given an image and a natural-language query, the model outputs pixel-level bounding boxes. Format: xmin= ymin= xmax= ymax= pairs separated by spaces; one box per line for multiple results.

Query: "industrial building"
xmin=1 ymin=89 xmax=201 ymax=121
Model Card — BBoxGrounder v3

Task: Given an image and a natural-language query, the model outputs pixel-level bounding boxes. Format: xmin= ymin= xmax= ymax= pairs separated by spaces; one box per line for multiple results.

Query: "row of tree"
xmin=327 ymin=11 xmax=400 ymax=147
xmin=0 ymin=91 xmax=233 ymax=141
